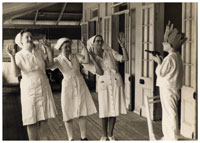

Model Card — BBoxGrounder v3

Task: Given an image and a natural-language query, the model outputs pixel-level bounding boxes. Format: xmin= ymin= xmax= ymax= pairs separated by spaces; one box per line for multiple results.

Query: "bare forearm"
xmin=91 ymin=58 xmax=103 ymax=75
xmin=121 ymin=47 xmax=129 ymax=61
xmin=10 ymin=56 xmax=20 ymax=77
xmin=117 ymin=35 xmax=129 ymax=61
xmin=46 ymin=48 xmax=53 ymax=67
xmin=80 ymin=43 xmax=90 ymax=64
xmin=81 ymin=47 xmax=90 ymax=64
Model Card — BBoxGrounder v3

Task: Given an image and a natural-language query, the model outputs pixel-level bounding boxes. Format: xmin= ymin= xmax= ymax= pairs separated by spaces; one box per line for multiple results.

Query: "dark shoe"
xmin=81 ymin=138 xmax=88 ymax=141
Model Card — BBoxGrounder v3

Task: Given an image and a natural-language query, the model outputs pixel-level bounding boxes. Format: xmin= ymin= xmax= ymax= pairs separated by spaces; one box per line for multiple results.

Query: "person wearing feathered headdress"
xmin=152 ymin=21 xmax=187 ymax=140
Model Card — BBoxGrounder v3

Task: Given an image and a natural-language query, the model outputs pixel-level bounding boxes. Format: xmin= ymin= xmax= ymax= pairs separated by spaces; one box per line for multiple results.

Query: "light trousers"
xmin=160 ymin=87 xmax=180 ymax=140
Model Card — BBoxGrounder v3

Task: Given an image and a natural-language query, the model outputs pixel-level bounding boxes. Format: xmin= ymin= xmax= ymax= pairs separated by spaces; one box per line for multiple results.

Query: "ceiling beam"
xmin=34 ymin=10 xmax=39 ymax=25
xmin=3 ymin=19 xmax=80 ymax=26
xmin=37 ymin=12 xmax=82 ymax=16
xmin=57 ymin=3 xmax=67 ymax=25
xmin=3 ymin=3 xmax=56 ymax=21
xmin=3 ymin=24 xmax=80 ymax=29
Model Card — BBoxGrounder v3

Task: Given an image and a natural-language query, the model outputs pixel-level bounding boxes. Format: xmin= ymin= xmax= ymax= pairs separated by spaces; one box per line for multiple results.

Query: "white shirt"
xmin=156 ymin=52 xmax=184 ymax=89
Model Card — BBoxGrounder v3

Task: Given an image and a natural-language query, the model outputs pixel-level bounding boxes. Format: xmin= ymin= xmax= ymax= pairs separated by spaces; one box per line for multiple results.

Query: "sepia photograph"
xmin=1 ymin=1 xmax=198 ymax=141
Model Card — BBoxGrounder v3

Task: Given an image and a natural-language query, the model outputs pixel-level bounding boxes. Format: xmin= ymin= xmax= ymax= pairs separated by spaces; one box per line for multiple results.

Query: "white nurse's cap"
xmin=15 ymin=32 xmax=23 ymax=48
xmin=54 ymin=37 xmax=70 ymax=50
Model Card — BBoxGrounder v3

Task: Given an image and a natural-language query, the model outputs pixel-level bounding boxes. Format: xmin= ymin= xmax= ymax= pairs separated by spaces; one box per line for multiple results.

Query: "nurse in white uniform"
xmin=152 ymin=21 xmax=187 ymax=140
xmin=7 ymin=30 xmax=58 ymax=140
xmin=83 ymin=34 xmax=129 ymax=141
xmin=51 ymin=38 xmax=98 ymax=141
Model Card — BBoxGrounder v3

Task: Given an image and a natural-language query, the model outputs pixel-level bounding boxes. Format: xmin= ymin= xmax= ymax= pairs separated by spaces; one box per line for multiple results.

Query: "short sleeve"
xmin=15 ymin=53 xmax=22 ymax=69
xmin=51 ymin=58 xmax=60 ymax=71
xmin=82 ymin=61 xmax=96 ymax=74
xmin=76 ymin=53 xmax=85 ymax=64
xmin=112 ymin=49 xmax=123 ymax=62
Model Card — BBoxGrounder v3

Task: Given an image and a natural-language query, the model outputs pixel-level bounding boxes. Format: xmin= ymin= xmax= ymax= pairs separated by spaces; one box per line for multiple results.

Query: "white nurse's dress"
xmin=52 ymin=54 xmax=97 ymax=121
xmin=15 ymin=48 xmax=58 ymax=126
xmin=84 ymin=49 xmax=127 ymax=118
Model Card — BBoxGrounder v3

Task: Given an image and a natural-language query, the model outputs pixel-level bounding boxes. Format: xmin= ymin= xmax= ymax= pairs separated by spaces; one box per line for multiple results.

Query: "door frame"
xmin=180 ymin=3 xmax=197 ymax=139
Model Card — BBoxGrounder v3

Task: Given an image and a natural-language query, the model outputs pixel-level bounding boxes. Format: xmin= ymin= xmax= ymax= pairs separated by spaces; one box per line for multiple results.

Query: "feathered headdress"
xmin=164 ymin=21 xmax=187 ymax=50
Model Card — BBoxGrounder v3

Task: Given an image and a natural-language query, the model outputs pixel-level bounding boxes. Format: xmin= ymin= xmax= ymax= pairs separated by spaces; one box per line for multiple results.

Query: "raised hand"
xmin=40 ymin=40 xmax=51 ymax=49
xmin=118 ymin=32 xmax=125 ymax=48
xmin=39 ymin=39 xmax=52 ymax=54
xmin=6 ymin=46 xmax=16 ymax=58
xmin=89 ymin=48 xmax=96 ymax=61
xmin=80 ymin=40 xmax=86 ymax=48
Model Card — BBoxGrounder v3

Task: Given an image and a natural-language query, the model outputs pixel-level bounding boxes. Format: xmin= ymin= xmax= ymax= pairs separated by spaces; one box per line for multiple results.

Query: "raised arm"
xmin=117 ymin=37 xmax=129 ymax=61
xmin=77 ymin=41 xmax=90 ymax=64
xmin=41 ymin=40 xmax=53 ymax=68
xmin=6 ymin=46 xmax=20 ymax=77
xmin=89 ymin=49 xmax=103 ymax=75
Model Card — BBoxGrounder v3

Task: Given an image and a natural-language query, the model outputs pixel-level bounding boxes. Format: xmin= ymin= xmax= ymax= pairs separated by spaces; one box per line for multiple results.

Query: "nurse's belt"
xmin=144 ymin=95 xmax=161 ymax=141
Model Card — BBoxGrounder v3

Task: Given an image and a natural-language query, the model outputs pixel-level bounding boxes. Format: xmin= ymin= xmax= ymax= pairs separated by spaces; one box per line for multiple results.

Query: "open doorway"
xmin=164 ymin=3 xmax=182 ymax=57
xmin=87 ymin=20 xmax=97 ymax=90
xmin=112 ymin=9 xmax=134 ymax=110
xmin=164 ymin=2 xmax=182 ymax=129
xmin=117 ymin=12 xmax=135 ymax=111
xmin=88 ymin=21 xmax=97 ymax=39
xmin=118 ymin=14 xmax=125 ymax=81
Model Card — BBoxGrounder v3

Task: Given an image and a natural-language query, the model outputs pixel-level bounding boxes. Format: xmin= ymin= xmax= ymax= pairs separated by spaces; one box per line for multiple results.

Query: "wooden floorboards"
xmin=3 ymin=91 xmax=28 ymax=140
xmin=3 ymin=90 xmax=191 ymax=141
xmin=46 ymin=91 xmax=163 ymax=141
